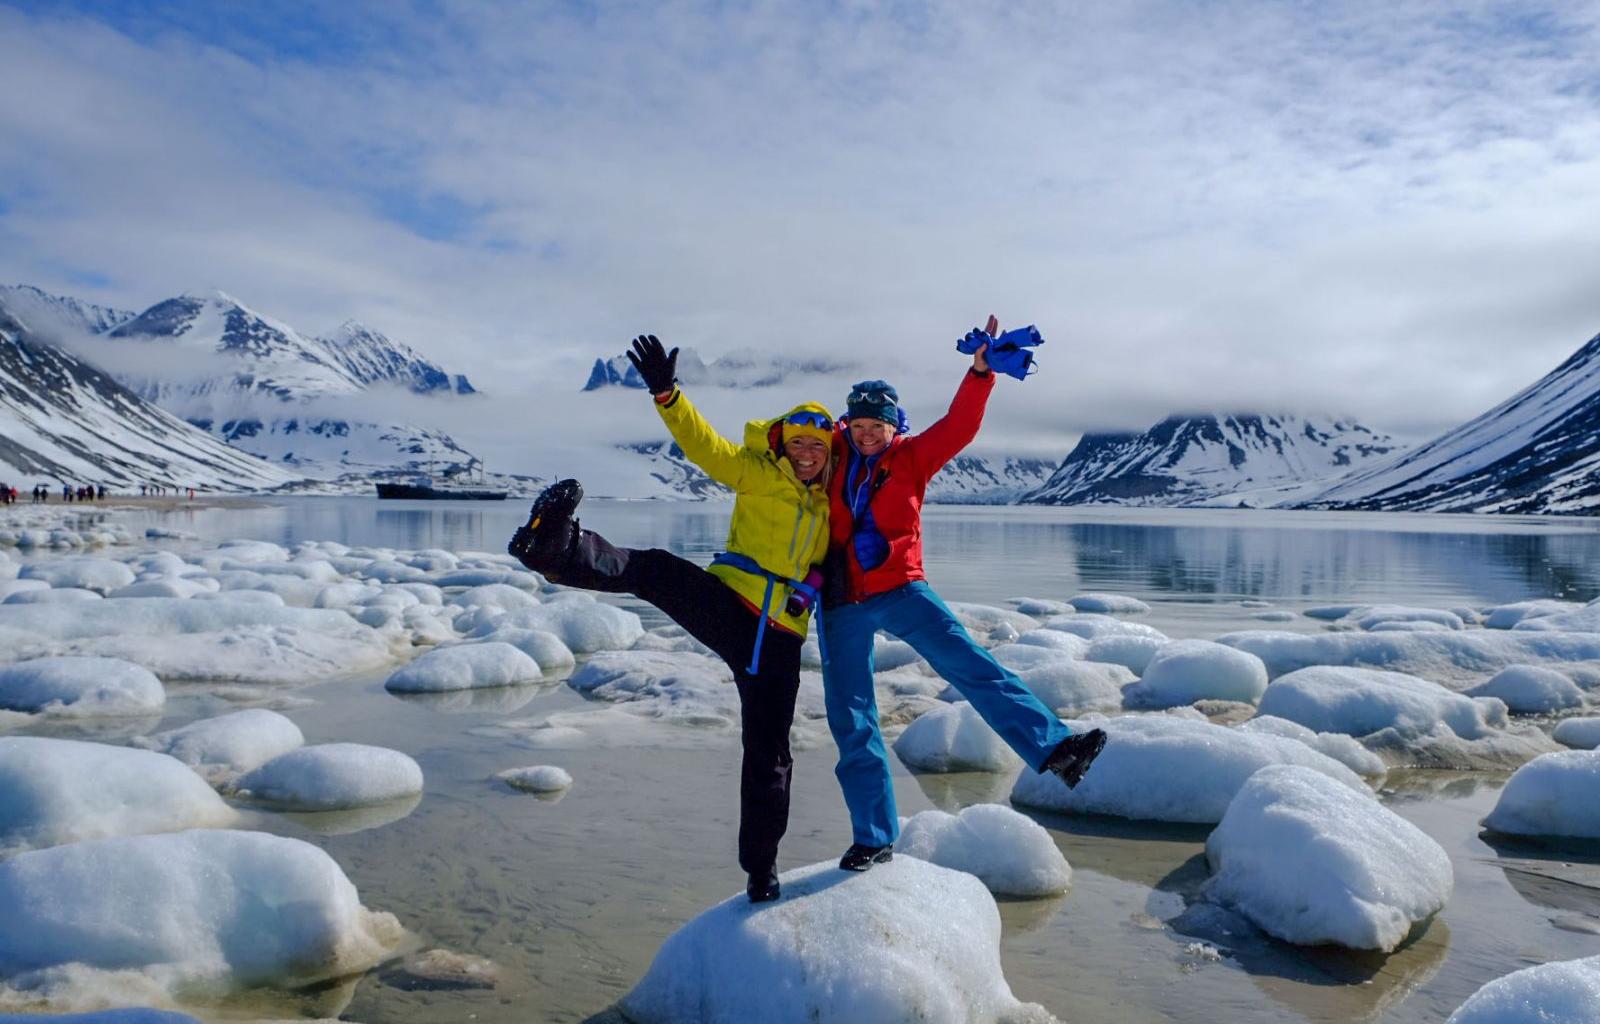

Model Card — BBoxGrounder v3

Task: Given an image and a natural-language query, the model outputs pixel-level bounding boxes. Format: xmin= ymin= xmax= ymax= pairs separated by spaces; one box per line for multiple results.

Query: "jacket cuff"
xmin=968 ymin=367 xmax=993 ymax=379
xmin=656 ymin=388 xmax=681 ymax=408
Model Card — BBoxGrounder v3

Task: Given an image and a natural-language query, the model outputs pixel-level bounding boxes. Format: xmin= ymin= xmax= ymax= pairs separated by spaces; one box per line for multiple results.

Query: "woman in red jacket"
xmin=822 ymin=331 xmax=1107 ymax=871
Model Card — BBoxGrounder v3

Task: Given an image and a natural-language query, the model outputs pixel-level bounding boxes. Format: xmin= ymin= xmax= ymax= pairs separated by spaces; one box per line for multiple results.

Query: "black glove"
xmin=626 ymin=334 xmax=679 ymax=395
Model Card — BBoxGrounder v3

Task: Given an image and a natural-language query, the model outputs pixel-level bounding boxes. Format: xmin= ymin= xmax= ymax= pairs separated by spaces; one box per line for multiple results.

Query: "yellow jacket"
xmin=656 ymin=390 xmax=832 ymax=635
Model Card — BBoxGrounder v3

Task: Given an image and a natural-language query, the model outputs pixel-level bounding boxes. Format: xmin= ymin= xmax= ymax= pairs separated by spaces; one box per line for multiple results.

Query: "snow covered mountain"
xmin=0 ymin=284 xmax=135 ymax=335
xmin=926 ymin=454 xmax=1059 ymax=504
xmin=583 ymin=347 xmax=860 ymax=391
xmin=0 ymin=297 xmax=295 ymax=490
xmin=1305 ymin=330 xmax=1600 ymax=514
xmin=1022 ymin=414 xmax=1402 ymax=507
xmin=319 ymin=320 xmax=476 ymax=395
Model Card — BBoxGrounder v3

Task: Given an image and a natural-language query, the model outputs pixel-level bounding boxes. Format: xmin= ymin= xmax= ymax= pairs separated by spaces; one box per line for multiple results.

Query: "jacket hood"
xmin=745 ymin=400 xmax=836 ymax=456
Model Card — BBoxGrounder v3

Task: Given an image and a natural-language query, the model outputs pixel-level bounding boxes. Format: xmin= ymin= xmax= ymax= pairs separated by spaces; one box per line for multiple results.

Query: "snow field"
xmin=1482 ymin=750 xmax=1600 ymax=839
xmin=1445 ymin=956 xmax=1600 ymax=1023
xmin=0 ymin=830 xmax=403 ymax=997
xmin=620 ymin=857 xmax=1051 ymax=1024
xmin=0 ymin=656 xmax=164 ymax=716
xmin=384 ymin=642 xmax=542 ymax=692
xmin=1010 ymin=715 xmax=1367 ymax=824
xmin=0 ymin=737 xmax=235 ymax=855
xmin=133 ymin=709 xmax=305 ymax=783
xmin=893 ymin=702 xmax=1022 ymax=773
xmin=1465 ymin=665 xmax=1586 ymax=713
xmin=898 ymin=804 xmax=1071 ymax=898
xmin=231 ymin=743 xmax=423 ymax=810
xmin=1122 ymin=639 xmax=1269 ymax=709
xmin=1204 ymin=765 xmax=1451 ymax=951
xmin=1554 ymin=717 xmax=1600 ymax=749
xmin=496 ymin=765 xmax=573 ymax=793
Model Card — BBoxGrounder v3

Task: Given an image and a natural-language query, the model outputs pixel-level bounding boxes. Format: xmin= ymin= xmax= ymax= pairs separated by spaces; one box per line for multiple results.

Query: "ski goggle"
xmin=847 ymin=386 xmax=897 ymax=407
xmin=784 ymin=410 xmax=833 ymax=430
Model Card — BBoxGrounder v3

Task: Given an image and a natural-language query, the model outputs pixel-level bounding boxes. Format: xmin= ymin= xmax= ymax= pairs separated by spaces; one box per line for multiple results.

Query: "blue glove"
xmin=990 ymin=325 xmax=1045 ymax=380
xmin=995 ymin=325 xmax=1043 ymax=351
xmin=956 ymin=327 xmax=993 ymax=355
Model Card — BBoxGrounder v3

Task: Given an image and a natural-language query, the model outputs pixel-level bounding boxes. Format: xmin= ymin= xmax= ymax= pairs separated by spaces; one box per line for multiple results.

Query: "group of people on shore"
xmin=0 ymin=483 xmax=105 ymax=504
xmin=508 ymin=324 xmax=1106 ymax=903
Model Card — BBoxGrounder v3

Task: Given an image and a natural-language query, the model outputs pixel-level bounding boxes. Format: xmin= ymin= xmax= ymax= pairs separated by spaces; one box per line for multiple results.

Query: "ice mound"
xmin=1554 ymin=717 xmax=1600 ymax=749
xmin=448 ymin=583 xmax=540 ymax=613
xmin=1123 ymin=640 xmax=1268 ymax=709
xmin=134 ymin=709 xmax=306 ymax=783
xmin=0 ymin=737 xmax=235 ymax=855
xmin=1236 ymin=715 xmax=1387 ymax=778
xmin=0 ymin=829 xmax=403 ymax=999
xmin=1203 ymin=765 xmax=1451 ymax=951
xmin=1041 ymin=613 xmax=1166 ymax=642
xmin=1445 ymin=955 xmax=1600 ymax=1023
xmin=468 ymin=600 xmax=643 ymax=654
xmin=1012 ymin=629 xmax=1089 ymax=655
xmin=232 ymin=743 xmax=424 ymax=810
xmin=1083 ymin=635 xmax=1164 ymax=675
xmin=1482 ymin=750 xmax=1600 ymax=839
xmin=943 ymin=602 xmax=1041 ymax=636
xmin=1256 ymin=666 xmax=1559 ymax=769
xmin=496 ymin=765 xmax=573 ymax=793
xmin=898 ymin=804 xmax=1070 ymax=898
xmin=1011 ymin=715 xmax=1366 ymax=823
xmin=109 ymin=577 xmax=216 ymax=600
xmin=1354 ymin=605 xmax=1465 ymax=631
xmin=1066 ymin=593 xmax=1150 ymax=615
xmin=462 ymin=628 xmax=575 ymax=673
xmin=620 ymin=856 xmax=1053 ymax=1024
xmin=1010 ymin=660 xmax=1132 ymax=715
xmin=1465 ymin=665 xmax=1586 ymax=713
xmin=0 ymin=656 xmax=165 ymax=717
xmin=212 ymin=539 xmax=290 ymax=564
xmin=1218 ymin=629 xmax=1600 ymax=685
xmin=1012 ymin=597 xmax=1072 ymax=616
xmin=990 ymin=643 xmax=1072 ymax=672
xmin=384 ymin=642 xmax=542 ymax=693
xmin=567 ymin=651 xmax=736 ymax=728
xmin=5 ymin=587 xmax=104 ymax=604
xmin=1510 ymin=603 xmax=1600 ymax=633
xmin=893 ymin=702 xmax=1022 ymax=773
xmin=18 ymin=557 xmax=136 ymax=594
xmin=1483 ymin=599 xmax=1580 ymax=630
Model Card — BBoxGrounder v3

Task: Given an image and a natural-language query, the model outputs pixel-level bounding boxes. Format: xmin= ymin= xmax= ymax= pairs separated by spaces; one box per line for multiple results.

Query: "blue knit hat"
xmin=846 ymin=380 xmax=900 ymax=426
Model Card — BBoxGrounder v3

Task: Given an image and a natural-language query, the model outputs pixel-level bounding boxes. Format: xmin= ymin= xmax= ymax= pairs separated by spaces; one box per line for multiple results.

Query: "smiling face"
xmin=848 ymin=417 xmax=894 ymax=456
xmin=783 ymin=435 xmax=829 ymax=482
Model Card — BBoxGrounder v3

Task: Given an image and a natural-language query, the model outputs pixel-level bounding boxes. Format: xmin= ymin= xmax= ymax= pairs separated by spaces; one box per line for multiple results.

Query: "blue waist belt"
xmin=711 ymin=551 xmax=825 ymax=675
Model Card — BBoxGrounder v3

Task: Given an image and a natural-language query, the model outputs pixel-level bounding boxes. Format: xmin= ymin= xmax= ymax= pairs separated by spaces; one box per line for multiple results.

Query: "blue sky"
xmin=3 ymin=1 xmax=1600 ymax=464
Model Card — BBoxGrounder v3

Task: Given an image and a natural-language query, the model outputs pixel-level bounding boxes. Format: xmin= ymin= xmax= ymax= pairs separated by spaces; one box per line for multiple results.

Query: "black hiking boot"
xmin=839 ymin=843 xmax=893 ymax=872
xmin=747 ymin=868 xmax=780 ymax=903
xmin=1042 ymin=728 xmax=1107 ymax=789
xmin=508 ymin=479 xmax=583 ymax=572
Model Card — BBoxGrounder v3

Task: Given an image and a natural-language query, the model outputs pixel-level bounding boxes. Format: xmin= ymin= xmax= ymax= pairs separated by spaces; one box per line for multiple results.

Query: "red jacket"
xmin=828 ymin=369 xmax=995 ymax=603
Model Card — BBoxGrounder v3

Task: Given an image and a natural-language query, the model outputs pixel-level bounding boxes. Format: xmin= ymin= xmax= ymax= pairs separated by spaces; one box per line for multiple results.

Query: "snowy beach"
xmin=3 ymin=498 xmax=1599 ymax=1023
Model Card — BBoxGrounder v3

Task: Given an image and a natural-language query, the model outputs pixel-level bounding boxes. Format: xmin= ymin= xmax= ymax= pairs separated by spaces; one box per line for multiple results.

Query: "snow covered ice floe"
xmin=496 ymin=765 xmax=573 ymax=793
xmin=4 ymin=587 xmax=103 ymax=604
xmin=1202 ymin=764 xmax=1451 ymax=952
xmin=231 ymin=743 xmax=423 ymax=811
xmin=1482 ymin=750 xmax=1600 ymax=839
xmin=1554 ymin=717 xmax=1600 ymax=750
xmin=0 ymin=656 xmax=164 ymax=717
xmin=1042 ymin=613 xmax=1167 ymax=642
xmin=0 ymin=829 xmax=403 ymax=1004
xmin=458 ymin=627 xmax=575 ymax=674
xmin=1010 ymin=715 xmax=1366 ymax=824
xmin=1065 ymin=593 xmax=1150 ymax=615
xmin=1235 ymin=715 xmax=1388 ymax=778
xmin=944 ymin=602 xmax=1042 ymax=636
xmin=1083 ymin=634 xmax=1164 ymax=675
xmin=1255 ymin=666 xmax=1560 ymax=769
xmin=17 ymin=557 xmax=136 ymax=594
xmin=1122 ymin=639 xmax=1269 ymax=709
xmin=1464 ymin=665 xmax=1587 ymax=713
xmin=893 ymin=702 xmax=1022 ymax=773
xmin=619 ymin=856 xmax=1055 ymax=1024
xmin=1352 ymin=605 xmax=1465 ymax=631
xmin=1482 ymin=599 xmax=1583 ymax=630
xmin=1445 ymin=955 xmax=1600 ymax=1023
xmin=465 ymin=595 xmax=643 ymax=653
xmin=898 ymin=803 xmax=1070 ymax=898
xmin=384 ymin=641 xmax=542 ymax=692
xmin=0 ymin=737 xmax=235 ymax=855
xmin=132 ymin=709 xmax=305 ymax=784
xmin=1218 ymin=628 xmax=1600 ymax=686
xmin=567 ymin=650 xmax=739 ymax=728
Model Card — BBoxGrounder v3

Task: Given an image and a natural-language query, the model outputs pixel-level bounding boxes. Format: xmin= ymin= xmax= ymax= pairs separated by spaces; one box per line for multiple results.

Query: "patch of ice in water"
xmin=1041 ymin=614 xmax=1167 ymax=642
xmin=1354 ymin=605 xmax=1464 ymax=631
xmin=1010 ymin=715 xmax=1366 ymax=824
xmin=567 ymin=650 xmax=736 ymax=727
xmin=1512 ymin=603 xmax=1600 ymax=634
xmin=620 ymin=856 xmax=1054 ymax=1024
xmin=1219 ymin=628 xmax=1600 ymax=685
xmin=0 ymin=829 xmax=403 ymax=1002
xmin=1011 ymin=597 xmax=1073 ymax=616
xmin=1067 ymin=593 xmax=1150 ymax=615
xmin=1465 ymin=665 xmax=1586 ymax=713
xmin=1483 ymin=599 xmax=1582 ymax=630
xmin=1256 ymin=666 xmax=1561 ymax=770
xmin=133 ymin=709 xmax=305 ymax=783
xmin=0 ymin=737 xmax=234 ymax=855
xmin=464 ymin=628 xmax=575 ymax=673
xmin=496 ymin=765 xmax=573 ymax=793
xmin=990 ymin=643 xmax=1072 ymax=673
xmin=1123 ymin=640 xmax=1268 ymax=709
xmin=1236 ymin=715 xmax=1387 ymax=778
xmin=944 ymin=602 xmax=1041 ymax=635
xmin=634 ymin=625 xmax=718 ymax=658
xmin=1304 ymin=604 xmax=1366 ymax=621
xmin=0 ymin=656 xmax=165 ymax=717
xmin=447 ymin=583 xmax=540 ymax=613
xmin=384 ymin=642 xmax=542 ymax=692
xmin=1554 ymin=717 xmax=1600 ymax=750
xmin=1368 ymin=620 xmax=1455 ymax=633
xmin=469 ymin=600 xmax=643 ymax=654
xmin=1012 ymin=629 xmax=1089 ymax=655
xmin=232 ymin=743 xmax=423 ymax=810
xmin=893 ymin=702 xmax=1021 ymax=773
xmin=1483 ymin=750 xmax=1600 ymax=839
xmin=1446 ymin=955 xmax=1600 ymax=1023
xmin=1083 ymin=635 xmax=1164 ymax=676
xmin=899 ymin=803 xmax=1071 ymax=898
xmin=1203 ymin=764 xmax=1450 ymax=952
xmin=1013 ymin=661 xmax=1133 ymax=715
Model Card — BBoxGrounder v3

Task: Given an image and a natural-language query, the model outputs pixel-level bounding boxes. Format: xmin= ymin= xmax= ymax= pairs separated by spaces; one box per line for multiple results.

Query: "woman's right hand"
xmin=627 ymin=334 xmax=680 ymax=398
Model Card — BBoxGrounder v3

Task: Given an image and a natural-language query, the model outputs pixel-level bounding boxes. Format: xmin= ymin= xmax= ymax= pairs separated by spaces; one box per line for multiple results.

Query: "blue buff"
xmin=846 ymin=448 xmax=889 ymax=571
xmin=956 ymin=325 xmax=1045 ymax=381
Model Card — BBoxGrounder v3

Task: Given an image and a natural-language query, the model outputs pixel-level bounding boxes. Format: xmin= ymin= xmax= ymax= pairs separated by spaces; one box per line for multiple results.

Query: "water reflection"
xmin=272 ymin=793 xmax=425 ymax=836
xmin=387 ymin=684 xmax=549 ymax=715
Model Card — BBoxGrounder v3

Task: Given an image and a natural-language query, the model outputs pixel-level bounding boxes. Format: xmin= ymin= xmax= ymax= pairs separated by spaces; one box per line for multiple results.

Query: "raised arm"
xmin=903 ymin=344 xmax=996 ymax=478
xmin=630 ymin=334 xmax=754 ymax=491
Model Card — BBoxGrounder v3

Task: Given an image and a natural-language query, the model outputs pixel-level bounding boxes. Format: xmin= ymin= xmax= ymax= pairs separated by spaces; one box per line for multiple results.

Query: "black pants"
xmin=542 ymin=531 xmax=803 ymax=878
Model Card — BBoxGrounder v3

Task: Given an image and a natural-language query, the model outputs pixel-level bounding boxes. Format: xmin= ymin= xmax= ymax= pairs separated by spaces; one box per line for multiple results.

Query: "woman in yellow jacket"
xmin=509 ymin=335 xmax=831 ymax=904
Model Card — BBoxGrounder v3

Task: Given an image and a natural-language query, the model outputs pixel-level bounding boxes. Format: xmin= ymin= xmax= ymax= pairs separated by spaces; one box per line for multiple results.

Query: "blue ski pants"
xmin=822 ymin=581 xmax=1073 ymax=847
